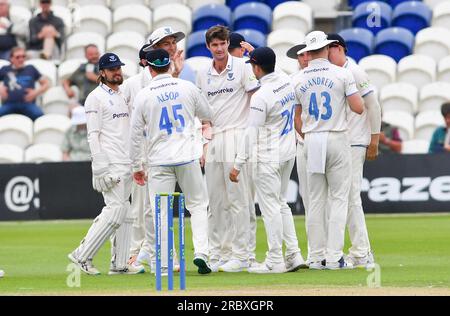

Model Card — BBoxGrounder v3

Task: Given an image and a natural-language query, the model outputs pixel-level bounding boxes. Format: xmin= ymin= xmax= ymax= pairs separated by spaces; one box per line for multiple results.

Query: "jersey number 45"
xmin=159 ymin=104 xmax=185 ymax=135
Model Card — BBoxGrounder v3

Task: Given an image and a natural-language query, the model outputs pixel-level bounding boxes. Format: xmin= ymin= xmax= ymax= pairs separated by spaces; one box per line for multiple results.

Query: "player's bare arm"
xmin=294 ymin=104 xmax=304 ymax=139
xmin=347 ymin=92 xmax=364 ymax=114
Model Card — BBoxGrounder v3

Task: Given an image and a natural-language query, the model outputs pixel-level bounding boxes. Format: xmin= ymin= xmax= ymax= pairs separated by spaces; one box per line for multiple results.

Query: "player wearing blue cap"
xmin=68 ymin=53 xmax=144 ymax=275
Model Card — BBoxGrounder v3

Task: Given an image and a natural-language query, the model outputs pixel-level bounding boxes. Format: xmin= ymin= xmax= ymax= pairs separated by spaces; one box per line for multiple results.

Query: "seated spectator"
xmin=379 ymin=121 xmax=402 ymax=154
xmin=429 ymin=102 xmax=450 ymax=154
xmin=0 ymin=0 xmax=27 ymax=60
xmin=62 ymin=44 xmax=100 ymax=106
xmin=0 ymin=47 xmax=50 ymax=120
xmin=28 ymin=0 xmax=64 ymax=60
xmin=62 ymin=105 xmax=90 ymax=161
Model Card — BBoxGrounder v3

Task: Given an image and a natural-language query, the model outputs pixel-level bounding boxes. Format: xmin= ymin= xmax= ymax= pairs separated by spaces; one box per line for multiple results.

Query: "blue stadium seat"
xmin=187 ymin=30 xmax=210 ymax=58
xmin=392 ymin=1 xmax=431 ymax=34
xmin=374 ymin=27 xmax=414 ymax=62
xmin=192 ymin=4 xmax=232 ymax=32
xmin=353 ymin=1 xmax=392 ymax=35
xmin=265 ymin=0 xmax=289 ymax=10
xmin=349 ymin=0 xmax=389 ymax=7
xmin=339 ymin=28 xmax=374 ymax=62
xmin=226 ymin=0 xmax=264 ymax=11
xmin=233 ymin=2 xmax=272 ymax=34
xmin=388 ymin=0 xmax=422 ymax=9
xmin=234 ymin=29 xmax=266 ymax=48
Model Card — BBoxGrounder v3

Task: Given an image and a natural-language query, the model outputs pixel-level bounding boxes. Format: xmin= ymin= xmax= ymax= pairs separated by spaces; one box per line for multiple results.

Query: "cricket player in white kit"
xmin=327 ymin=34 xmax=381 ymax=268
xmin=68 ymin=53 xmax=144 ymax=275
xmin=228 ymin=31 xmax=257 ymax=266
xmin=230 ymin=47 xmax=306 ymax=273
xmin=293 ymin=31 xmax=364 ymax=270
xmin=130 ymin=49 xmax=212 ymax=274
xmin=196 ymin=26 xmax=260 ymax=272
xmin=121 ymin=44 xmax=155 ymax=270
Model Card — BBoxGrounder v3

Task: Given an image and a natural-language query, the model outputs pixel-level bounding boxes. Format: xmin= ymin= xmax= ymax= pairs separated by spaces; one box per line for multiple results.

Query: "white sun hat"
xmin=71 ymin=106 xmax=87 ymax=126
xmin=143 ymin=26 xmax=185 ymax=52
xmin=297 ymin=31 xmax=337 ymax=54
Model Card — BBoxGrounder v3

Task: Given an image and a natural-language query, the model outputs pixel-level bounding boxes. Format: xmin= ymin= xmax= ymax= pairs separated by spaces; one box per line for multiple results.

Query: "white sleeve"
xmin=130 ymin=92 xmax=147 ymax=172
xmin=353 ymin=65 xmax=374 ymax=97
xmin=234 ymin=94 xmax=267 ymax=170
xmin=242 ymin=62 xmax=260 ymax=92
xmin=363 ymin=91 xmax=382 ymax=134
xmin=84 ymin=93 xmax=102 ymax=157
xmin=193 ymin=85 xmax=212 ymax=122
xmin=345 ymin=70 xmax=358 ymax=97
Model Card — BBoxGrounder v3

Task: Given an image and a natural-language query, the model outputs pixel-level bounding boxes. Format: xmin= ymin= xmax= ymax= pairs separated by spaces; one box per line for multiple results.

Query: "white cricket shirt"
xmin=235 ymin=71 xmax=297 ymax=169
xmin=196 ymin=54 xmax=260 ymax=133
xmin=344 ymin=58 xmax=375 ymax=146
xmin=84 ymin=84 xmax=131 ymax=164
xmin=130 ymin=74 xmax=212 ymax=168
xmin=293 ymin=58 xmax=358 ymax=134
xmin=121 ymin=68 xmax=153 ymax=111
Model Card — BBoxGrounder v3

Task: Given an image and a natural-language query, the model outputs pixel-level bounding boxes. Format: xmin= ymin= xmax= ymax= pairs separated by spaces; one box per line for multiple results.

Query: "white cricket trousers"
xmin=129 ymin=182 xmax=147 ymax=257
xmin=255 ymin=158 xmax=301 ymax=264
xmin=147 ymin=161 xmax=209 ymax=261
xmin=296 ymin=142 xmax=310 ymax=258
xmin=305 ymin=132 xmax=351 ymax=263
xmin=247 ymin=162 xmax=257 ymax=261
xmin=347 ymin=146 xmax=371 ymax=258
xmin=76 ymin=164 xmax=132 ymax=269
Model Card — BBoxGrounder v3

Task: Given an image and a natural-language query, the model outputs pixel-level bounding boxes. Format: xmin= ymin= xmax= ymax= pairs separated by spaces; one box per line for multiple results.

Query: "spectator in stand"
xmin=429 ymin=102 xmax=450 ymax=154
xmin=62 ymin=44 xmax=100 ymax=106
xmin=0 ymin=0 xmax=28 ymax=60
xmin=379 ymin=121 xmax=402 ymax=154
xmin=0 ymin=47 xmax=50 ymax=120
xmin=62 ymin=105 xmax=90 ymax=161
xmin=28 ymin=0 xmax=64 ymax=60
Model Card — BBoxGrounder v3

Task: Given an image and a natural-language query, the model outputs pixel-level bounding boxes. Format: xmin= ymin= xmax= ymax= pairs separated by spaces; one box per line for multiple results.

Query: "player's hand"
xmin=0 ymin=85 xmax=8 ymax=101
xmin=229 ymin=168 xmax=240 ymax=183
xmin=172 ymin=50 xmax=184 ymax=77
xmin=133 ymin=171 xmax=146 ymax=186
xmin=240 ymin=41 xmax=254 ymax=53
xmin=366 ymin=143 xmax=379 ymax=161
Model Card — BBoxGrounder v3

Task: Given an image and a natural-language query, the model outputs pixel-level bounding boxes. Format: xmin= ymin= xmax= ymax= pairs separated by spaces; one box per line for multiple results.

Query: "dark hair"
xmin=258 ymin=63 xmax=275 ymax=74
xmin=149 ymin=64 xmax=171 ymax=74
xmin=205 ymin=25 xmax=230 ymax=45
xmin=96 ymin=72 xmax=106 ymax=84
xmin=441 ymin=102 xmax=450 ymax=117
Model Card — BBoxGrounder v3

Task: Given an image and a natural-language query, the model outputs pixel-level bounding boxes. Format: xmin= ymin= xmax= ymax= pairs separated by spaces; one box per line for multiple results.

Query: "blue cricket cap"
xmin=246 ymin=46 xmax=276 ymax=66
xmin=99 ymin=53 xmax=125 ymax=70
xmin=146 ymin=49 xmax=171 ymax=68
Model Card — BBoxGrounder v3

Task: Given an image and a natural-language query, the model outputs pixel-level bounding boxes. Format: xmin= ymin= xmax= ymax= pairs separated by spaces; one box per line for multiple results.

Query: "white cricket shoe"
xmin=308 ymin=260 xmax=326 ymax=270
xmin=109 ymin=263 xmax=145 ymax=275
xmin=248 ymin=261 xmax=286 ymax=274
xmin=347 ymin=252 xmax=375 ymax=269
xmin=325 ymin=257 xmax=354 ymax=270
xmin=0 ymin=269 xmax=4 ymax=278
xmin=136 ymin=250 xmax=151 ymax=266
xmin=193 ymin=254 xmax=212 ymax=275
xmin=248 ymin=258 xmax=258 ymax=269
xmin=218 ymin=259 xmax=248 ymax=272
xmin=285 ymin=252 xmax=307 ymax=272
xmin=209 ymin=259 xmax=227 ymax=273
xmin=68 ymin=252 xmax=101 ymax=275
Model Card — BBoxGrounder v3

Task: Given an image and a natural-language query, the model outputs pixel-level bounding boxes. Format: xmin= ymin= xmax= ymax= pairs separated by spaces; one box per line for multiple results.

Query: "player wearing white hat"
xmin=121 ymin=44 xmax=155 ymax=271
xmin=196 ymin=26 xmax=260 ymax=272
xmin=327 ymin=34 xmax=381 ymax=268
xmin=293 ymin=31 xmax=364 ymax=270
xmin=230 ymin=47 xmax=306 ymax=273
xmin=130 ymin=49 xmax=212 ymax=274
xmin=143 ymin=26 xmax=193 ymax=81
xmin=68 ymin=53 xmax=144 ymax=275
xmin=288 ymin=43 xmax=313 ymax=265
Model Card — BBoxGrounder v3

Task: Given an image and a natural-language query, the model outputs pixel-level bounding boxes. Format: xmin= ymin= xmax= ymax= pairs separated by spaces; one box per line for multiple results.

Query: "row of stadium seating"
xmin=0 ymin=143 xmax=63 ymax=163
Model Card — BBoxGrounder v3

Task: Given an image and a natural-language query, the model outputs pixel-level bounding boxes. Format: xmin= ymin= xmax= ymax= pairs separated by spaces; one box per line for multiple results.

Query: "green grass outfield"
xmin=1 ymin=214 xmax=450 ymax=295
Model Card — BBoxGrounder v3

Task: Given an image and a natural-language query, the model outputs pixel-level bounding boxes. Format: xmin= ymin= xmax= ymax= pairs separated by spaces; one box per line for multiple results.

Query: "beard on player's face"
xmin=102 ymin=69 xmax=123 ymax=85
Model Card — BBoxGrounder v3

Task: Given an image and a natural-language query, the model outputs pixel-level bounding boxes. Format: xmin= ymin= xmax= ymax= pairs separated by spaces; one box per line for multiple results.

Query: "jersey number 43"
xmin=309 ymin=91 xmax=332 ymax=121
xmin=159 ymin=104 xmax=185 ymax=135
